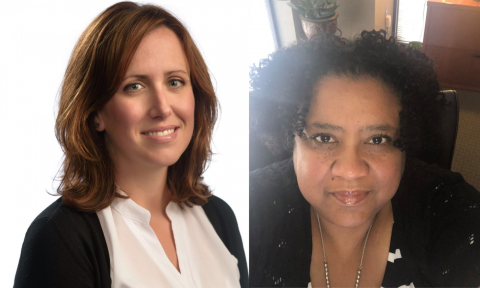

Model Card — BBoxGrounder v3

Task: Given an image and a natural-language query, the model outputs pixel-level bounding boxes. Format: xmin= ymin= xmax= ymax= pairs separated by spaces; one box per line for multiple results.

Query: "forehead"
xmin=127 ymin=27 xmax=189 ymax=74
xmin=307 ymin=76 xmax=401 ymax=129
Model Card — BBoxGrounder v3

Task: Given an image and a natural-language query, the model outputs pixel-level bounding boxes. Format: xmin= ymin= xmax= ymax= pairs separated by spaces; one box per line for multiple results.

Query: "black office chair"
xmin=249 ymin=90 xmax=459 ymax=171
xmin=419 ymin=90 xmax=459 ymax=170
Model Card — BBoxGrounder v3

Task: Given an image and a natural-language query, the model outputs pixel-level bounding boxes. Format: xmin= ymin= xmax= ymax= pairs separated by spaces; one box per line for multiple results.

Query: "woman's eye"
xmin=168 ymin=79 xmax=184 ymax=88
xmin=125 ymin=83 xmax=143 ymax=91
xmin=368 ymin=135 xmax=390 ymax=145
xmin=314 ymin=134 xmax=335 ymax=143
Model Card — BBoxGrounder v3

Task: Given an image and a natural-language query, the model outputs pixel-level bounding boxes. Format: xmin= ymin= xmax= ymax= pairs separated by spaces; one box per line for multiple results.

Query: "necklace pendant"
xmin=355 ymin=269 xmax=361 ymax=288
xmin=324 ymin=260 xmax=330 ymax=288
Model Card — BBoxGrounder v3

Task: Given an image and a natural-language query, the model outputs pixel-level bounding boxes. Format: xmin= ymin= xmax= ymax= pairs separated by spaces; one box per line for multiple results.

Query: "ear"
xmin=93 ymin=111 xmax=105 ymax=132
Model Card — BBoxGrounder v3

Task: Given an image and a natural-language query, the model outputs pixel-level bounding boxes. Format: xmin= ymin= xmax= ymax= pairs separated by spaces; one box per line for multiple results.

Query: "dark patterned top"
xmin=250 ymin=157 xmax=480 ymax=288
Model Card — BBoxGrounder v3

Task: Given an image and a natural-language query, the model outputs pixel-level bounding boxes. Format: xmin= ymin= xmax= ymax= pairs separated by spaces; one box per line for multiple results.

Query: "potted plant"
xmin=279 ymin=0 xmax=340 ymax=39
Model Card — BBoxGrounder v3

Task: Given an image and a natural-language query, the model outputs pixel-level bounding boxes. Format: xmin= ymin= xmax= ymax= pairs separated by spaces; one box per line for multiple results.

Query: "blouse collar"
xmin=110 ymin=186 xmax=152 ymax=224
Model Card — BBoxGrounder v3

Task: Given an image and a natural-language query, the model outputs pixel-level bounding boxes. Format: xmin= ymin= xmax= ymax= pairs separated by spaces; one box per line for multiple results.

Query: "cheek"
xmin=104 ymin=99 xmax=142 ymax=129
xmin=372 ymin=152 xmax=405 ymax=196
xmin=293 ymin=138 xmax=332 ymax=192
xmin=174 ymin=94 xmax=195 ymax=126
xmin=187 ymin=95 xmax=195 ymax=123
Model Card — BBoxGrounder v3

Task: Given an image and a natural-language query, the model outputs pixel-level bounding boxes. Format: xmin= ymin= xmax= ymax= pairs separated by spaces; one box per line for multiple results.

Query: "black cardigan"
xmin=14 ymin=196 xmax=248 ymax=288
xmin=250 ymin=157 xmax=480 ymax=287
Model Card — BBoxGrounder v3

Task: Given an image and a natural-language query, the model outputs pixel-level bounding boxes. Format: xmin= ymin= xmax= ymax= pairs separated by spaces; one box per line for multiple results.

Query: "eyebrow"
xmin=309 ymin=122 xmax=398 ymax=132
xmin=311 ymin=122 xmax=343 ymax=131
xmin=122 ymin=70 xmax=189 ymax=81
xmin=363 ymin=124 xmax=397 ymax=132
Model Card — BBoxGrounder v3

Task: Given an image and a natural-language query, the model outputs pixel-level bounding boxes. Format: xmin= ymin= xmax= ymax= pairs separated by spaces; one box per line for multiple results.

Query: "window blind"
xmin=396 ymin=0 xmax=428 ymax=43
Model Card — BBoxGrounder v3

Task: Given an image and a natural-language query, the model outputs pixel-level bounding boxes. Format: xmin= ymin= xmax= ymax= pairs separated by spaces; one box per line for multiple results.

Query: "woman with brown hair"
xmin=14 ymin=2 xmax=247 ymax=287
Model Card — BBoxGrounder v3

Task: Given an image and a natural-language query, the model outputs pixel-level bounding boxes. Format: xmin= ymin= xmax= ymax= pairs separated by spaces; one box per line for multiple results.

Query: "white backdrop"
xmin=0 ymin=0 xmax=274 ymax=285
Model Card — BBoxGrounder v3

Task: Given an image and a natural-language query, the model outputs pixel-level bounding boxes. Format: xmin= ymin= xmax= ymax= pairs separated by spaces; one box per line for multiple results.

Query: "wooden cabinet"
xmin=423 ymin=0 xmax=480 ymax=92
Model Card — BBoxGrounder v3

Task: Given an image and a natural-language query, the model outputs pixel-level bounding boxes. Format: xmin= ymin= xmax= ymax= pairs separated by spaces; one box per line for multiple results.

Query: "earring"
xmin=95 ymin=122 xmax=100 ymax=128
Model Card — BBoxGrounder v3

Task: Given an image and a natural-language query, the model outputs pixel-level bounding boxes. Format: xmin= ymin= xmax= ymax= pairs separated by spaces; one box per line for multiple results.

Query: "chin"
xmin=324 ymin=209 xmax=374 ymax=228
xmin=144 ymin=153 xmax=183 ymax=168
xmin=159 ymin=157 xmax=182 ymax=168
xmin=334 ymin=217 xmax=369 ymax=228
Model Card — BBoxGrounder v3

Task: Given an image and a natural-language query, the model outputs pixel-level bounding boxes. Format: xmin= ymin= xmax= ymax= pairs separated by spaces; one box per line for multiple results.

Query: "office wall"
xmin=337 ymin=0 xmax=375 ymax=40
xmin=375 ymin=0 xmax=395 ymax=36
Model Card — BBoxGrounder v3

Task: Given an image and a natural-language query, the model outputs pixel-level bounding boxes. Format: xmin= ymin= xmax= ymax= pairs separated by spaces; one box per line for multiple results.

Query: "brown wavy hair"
xmin=54 ymin=1 xmax=218 ymax=211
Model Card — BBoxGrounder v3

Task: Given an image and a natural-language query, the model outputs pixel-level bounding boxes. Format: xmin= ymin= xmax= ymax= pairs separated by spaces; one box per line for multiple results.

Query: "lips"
xmin=143 ymin=129 xmax=175 ymax=136
xmin=141 ymin=125 xmax=179 ymax=143
xmin=330 ymin=190 xmax=369 ymax=205
xmin=141 ymin=125 xmax=178 ymax=134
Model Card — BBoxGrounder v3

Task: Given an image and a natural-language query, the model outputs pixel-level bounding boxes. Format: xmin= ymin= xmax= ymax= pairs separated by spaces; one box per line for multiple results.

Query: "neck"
xmin=114 ymin=160 xmax=170 ymax=217
xmin=314 ymin=202 xmax=392 ymax=259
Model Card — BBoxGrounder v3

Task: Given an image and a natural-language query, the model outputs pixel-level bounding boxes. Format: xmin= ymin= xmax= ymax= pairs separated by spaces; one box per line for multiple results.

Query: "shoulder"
xmin=26 ymin=197 xmax=101 ymax=246
xmin=250 ymin=158 xmax=302 ymax=208
xmin=37 ymin=196 xmax=97 ymax=224
xmin=201 ymin=195 xmax=243 ymax=249
xmin=250 ymin=158 xmax=296 ymax=188
xmin=394 ymin=158 xmax=480 ymax=286
xmin=201 ymin=195 xmax=240 ymax=244
xmin=394 ymin=157 xmax=480 ymax=236
xmin=22 ymin=197 xmax=97 ymax=247
xmin=201 ymin=196 xmax=249 ymax=288
xmin=427 ymin=176 xmax=480 ymax=285
xmin=201 ymin=196 xmax=241 ymax=242
xmin=15 ymin=197 xmax=110 ymax=287
xmin=398 ymin=157 xmax=465 ymax=194
xmin=250 ymin=158 xmax=308 ymax=220
xmin=202 ymin=195 xmax=237 ymax=225
xmin=392 ymin=157 xmax=475 ymax=223
xmin=249 ymin=159 xmax=312 ymax=287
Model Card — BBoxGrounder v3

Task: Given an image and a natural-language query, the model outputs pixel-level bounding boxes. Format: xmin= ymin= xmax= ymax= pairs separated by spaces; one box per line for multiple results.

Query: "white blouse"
xmin=96 ymin=189 xmax=240 ymax=288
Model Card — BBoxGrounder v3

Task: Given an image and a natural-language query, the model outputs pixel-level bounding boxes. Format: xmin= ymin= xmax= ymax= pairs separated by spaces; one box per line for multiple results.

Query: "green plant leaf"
xmin=317 ymin=4 xmax=339 ymax=17
xmin=287 ymin=2 xmax=307 ymax=17
xmin=291 ymin=0 xmax=311 ymax=9
xmin=304 ymin=0 xmax=314 ymax=9
xmin=313 ymin=2 xmax=327 ymax=9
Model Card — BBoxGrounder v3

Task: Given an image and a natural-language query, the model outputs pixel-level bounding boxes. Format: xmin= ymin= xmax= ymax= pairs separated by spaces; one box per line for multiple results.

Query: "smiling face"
xmin=95 ymin=27 xmax=195 ymax=172
xmin=293 ymin=76 xmax=406 ymax=228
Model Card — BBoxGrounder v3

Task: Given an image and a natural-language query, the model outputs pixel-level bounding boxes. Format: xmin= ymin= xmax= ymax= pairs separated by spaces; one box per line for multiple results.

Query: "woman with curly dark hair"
xmin=249 ymin=30 xmax=480 ymax=287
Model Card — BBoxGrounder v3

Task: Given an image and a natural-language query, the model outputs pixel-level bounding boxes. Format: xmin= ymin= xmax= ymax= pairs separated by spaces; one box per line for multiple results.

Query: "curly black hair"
xmin=250 ymin=30 xmax=445 ymax=164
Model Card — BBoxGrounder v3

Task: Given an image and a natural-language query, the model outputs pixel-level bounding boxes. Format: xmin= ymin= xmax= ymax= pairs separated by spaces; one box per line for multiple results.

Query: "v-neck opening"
xmin=306 ymin=201 xmax=395 ymax=286
xmin=149 ymin=222 xmax=183 ymax=276
xmin=155 ymin=201 xmax=184 ymax=277
xmin=114 ymin=191 xmax=184 ymax=277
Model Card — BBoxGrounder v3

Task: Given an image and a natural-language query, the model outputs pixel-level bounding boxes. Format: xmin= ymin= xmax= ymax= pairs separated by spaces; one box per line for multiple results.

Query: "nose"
xmin=330 ymin=145 xmax=369 ymax=181
xmin=149 ymin=87 xmax=172 ymax=119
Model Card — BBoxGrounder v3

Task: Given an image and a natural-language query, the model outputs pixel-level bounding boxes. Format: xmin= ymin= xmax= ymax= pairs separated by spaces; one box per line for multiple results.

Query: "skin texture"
xmin=94 ymin=27 xmax=195 ymax=272
xmin=293 ymin=76 xmax=406 ymax=286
